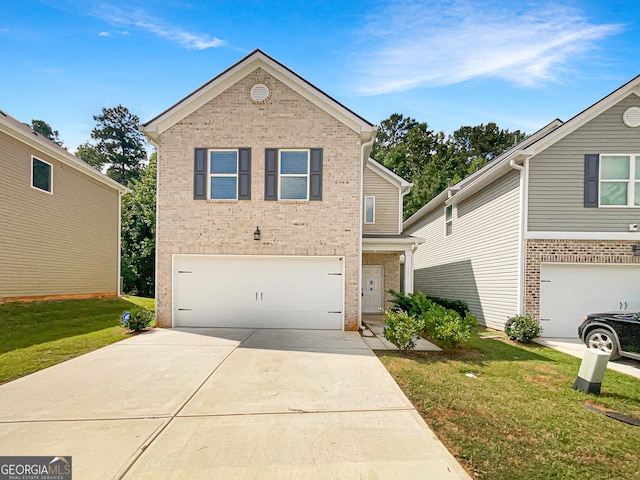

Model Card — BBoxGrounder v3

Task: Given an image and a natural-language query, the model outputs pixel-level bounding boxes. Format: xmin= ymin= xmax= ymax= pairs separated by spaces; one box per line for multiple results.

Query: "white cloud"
xmin=98 ymin=31 xmax=111 ymax=37
xmin=91 ymin=3 xmax=225 ymax=50
xmin=355 ymin=1 xmax=622 ymax=94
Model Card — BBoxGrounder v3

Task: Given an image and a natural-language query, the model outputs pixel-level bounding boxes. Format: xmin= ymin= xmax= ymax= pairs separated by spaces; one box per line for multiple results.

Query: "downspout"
xmin=117 ymin=191 xmax=123 ymax=297
xmin=358 ymin=133 xmax=376 ymax=332
xmin=510 ymin=157 xmax=525 ymax=315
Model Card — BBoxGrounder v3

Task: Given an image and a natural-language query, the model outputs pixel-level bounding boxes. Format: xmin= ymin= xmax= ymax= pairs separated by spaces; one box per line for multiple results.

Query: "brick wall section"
xmin=362 ymin=252 xmax=401 ymax=308
xmin=524 ymin=239 xmax=640 ymax=320
xmin=155 ymin=68 xmax=362 ymax=329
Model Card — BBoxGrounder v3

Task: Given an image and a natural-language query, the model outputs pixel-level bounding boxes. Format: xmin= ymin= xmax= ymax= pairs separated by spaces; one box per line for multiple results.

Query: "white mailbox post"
xmin=572 ymin=348 xmax=610 ymax=395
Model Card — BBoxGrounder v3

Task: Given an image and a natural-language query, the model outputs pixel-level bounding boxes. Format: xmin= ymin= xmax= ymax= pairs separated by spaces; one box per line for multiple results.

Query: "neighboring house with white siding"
xmin=141 ymin=49 xmax=422 ymax=331
xmin=404 ymin=76 xmax=640 ymax=338
xmin=0 ymin=109 xmax=129 ymax=302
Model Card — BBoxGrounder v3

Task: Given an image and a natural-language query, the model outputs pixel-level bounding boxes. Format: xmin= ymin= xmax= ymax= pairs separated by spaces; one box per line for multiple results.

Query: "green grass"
xmin=378 ymin=330 xmax=640 ymax=480
xmin=122 ymin=295 xmax=155 ymax=310
xmin=0 ymin=297 xmax=154 ymax=385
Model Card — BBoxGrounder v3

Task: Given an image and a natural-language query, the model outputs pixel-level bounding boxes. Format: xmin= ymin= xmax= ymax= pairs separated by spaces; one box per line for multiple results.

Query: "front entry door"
xmin=362 ymin=265 xmax=384 ymax=313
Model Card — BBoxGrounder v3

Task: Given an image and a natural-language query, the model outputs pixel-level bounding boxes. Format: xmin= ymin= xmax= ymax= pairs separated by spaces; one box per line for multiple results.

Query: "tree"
xmin=30 ymin=119 xmax=63 ymax=146
xmin=121 ymin=152 xmax=156 ymax=297
xmin=371 ymin=114 xmax=525 ymax=219
xmin=371 ymin=113 xmax=418 ymax=161
xmin=451 ymin=123 xmax=522 ymax=175
xmin=76 ymin=105 xmax=147 ymax=185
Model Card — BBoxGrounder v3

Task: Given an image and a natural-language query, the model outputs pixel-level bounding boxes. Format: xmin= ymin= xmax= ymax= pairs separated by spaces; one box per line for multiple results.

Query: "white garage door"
xmin=539 ymin=263 xmax=640 ymax=338
xmin=173 ymin=255 xmax=344 ymax=329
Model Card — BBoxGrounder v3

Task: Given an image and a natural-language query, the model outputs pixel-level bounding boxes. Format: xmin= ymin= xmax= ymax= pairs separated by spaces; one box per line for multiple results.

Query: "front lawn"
xmin=0 ymin=296 xmax=155 ymax=385
xmin=379 ymin=330 xmax=640 ymax=480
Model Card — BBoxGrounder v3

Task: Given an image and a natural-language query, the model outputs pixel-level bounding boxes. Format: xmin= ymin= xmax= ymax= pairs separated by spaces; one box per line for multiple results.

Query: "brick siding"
xmin=524 ymin=239 xmax=640 ymax=320
xmin=155 ymin=68 xmax=362 ymax=329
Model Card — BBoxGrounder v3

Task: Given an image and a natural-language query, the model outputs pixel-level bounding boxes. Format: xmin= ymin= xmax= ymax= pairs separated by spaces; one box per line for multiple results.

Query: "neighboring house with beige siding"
xmin=141 ymin=49 xmax=422 ymax=331
xmin=0 ymin=109 xmax=128 ymax=302
xmin=405 ymin=76 xmax=640 ymax=337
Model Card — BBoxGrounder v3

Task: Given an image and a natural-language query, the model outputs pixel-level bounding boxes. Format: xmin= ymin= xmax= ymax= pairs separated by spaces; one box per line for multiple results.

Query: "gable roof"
xmin=403 ymin=74 xmax=640 ymax=232
xmin=366 ymin=157 xmax=412 ymax=195
xmin=0 ymin=110 xmax=129 ymax=194
xmin=141 ymin=49 xmax=376 ymax=143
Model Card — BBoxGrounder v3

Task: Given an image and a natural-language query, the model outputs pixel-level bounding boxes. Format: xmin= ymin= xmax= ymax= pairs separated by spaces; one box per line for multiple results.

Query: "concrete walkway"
xmin=535 ymin=337 xmax=640 ymax=380
xmin=0 ymin=328 xmax=470 ymax=479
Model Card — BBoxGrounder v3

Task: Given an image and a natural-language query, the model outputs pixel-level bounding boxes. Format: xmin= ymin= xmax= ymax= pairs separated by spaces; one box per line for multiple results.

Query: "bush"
xmin=418 ymin=304 xmax=477 ymax=351
xmin=505 ymin=315 xmax=542 ymax=343
xmin=120 ymin=306 xmax=154 ymax=332
xmin=425 ymin=295 xmax=469 ymax=318
xmin=386 ymin=291 xmax=476 ymax=351
xmin=382 ymin=308 xmax=419 ymax=352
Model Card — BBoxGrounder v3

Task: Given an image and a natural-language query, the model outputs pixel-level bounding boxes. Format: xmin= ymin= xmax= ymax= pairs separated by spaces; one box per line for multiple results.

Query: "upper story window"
xmin=209 ymin=150 xmax=238 ymax=200
xmin=32 ymin=156 xmax=52 ymax=194
xmin=599 ymin=154 xmax=640 ymax=207
xmin=279 ymin=150 xmax=309 ymax=200
xmin=445 ymin=204 xmax=453 ymax=236
xmin=364 ymin=196 xmax=375 ymax=223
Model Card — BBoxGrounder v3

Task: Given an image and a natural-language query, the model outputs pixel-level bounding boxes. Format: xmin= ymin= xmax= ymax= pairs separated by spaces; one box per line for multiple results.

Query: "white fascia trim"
xmin=143 ymin=52 xmax=376 ymax=140
xmin=525 ymin=231 xmax=640 ymax=240
xmin=366 ymin=158 xmax=412 ymax=191
xmin=522 ymin=83 xmax=640 ymax=157
xmin=403 ymin=187 xmax=456 ymax=233
xmin=0 ymin=121 xmax=129 ymax=194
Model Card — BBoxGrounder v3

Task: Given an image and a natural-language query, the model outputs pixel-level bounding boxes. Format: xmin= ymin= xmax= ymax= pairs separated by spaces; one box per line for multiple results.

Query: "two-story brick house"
xmin=141 ymin=50 xmax=422 ymax=331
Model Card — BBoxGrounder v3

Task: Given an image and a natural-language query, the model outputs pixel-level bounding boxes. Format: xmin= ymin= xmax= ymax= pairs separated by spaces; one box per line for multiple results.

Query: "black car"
xmin=578 ymin=312 xmax=640 ymax=361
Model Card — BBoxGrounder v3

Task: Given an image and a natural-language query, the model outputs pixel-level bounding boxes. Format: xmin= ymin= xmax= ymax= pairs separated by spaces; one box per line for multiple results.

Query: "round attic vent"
xmin=250 ymin=83 xmax=270 ymax=103
xmin=623 ymin=107 xmax=640 ymax=128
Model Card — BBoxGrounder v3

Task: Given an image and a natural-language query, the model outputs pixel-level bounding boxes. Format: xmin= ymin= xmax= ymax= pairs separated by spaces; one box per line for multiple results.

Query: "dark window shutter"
xmin=194 ymin=148 xmax=207 ymax=200
xmin=238 ymin=148 xmax=251 ymax=200
xmin=265 ymin=148 xmax=278 ymax=200
xmin=584 ymin=154 xmax=599 ymax=208
xmin=310 ymin=148 xmax=323 ymax=201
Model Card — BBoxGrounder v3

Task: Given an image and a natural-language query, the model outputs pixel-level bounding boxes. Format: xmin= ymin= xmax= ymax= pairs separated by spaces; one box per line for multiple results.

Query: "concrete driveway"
xmin=535 ymin=337 xmax=640 ymax=380
xmin=0 ymin=328 xmax=470 ymax=479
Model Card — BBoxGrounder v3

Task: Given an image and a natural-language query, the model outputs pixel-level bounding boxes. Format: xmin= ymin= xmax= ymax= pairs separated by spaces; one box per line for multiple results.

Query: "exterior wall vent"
xmin=250 ymin=83 xmax=270 ymax=103
xmin=622 ymin=107 xmax=640 ymax=128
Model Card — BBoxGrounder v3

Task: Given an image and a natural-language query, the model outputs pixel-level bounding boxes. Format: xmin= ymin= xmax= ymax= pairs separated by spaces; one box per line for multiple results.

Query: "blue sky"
xmin=2 ymin=0 xmax=640 ymax=150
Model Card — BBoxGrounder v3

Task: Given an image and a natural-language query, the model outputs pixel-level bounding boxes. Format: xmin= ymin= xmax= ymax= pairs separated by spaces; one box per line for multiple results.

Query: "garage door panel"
xmin=173 ymin=255 xmax=344 ymax=329
xmin=540 ymin=264 xmax=640 ymax=338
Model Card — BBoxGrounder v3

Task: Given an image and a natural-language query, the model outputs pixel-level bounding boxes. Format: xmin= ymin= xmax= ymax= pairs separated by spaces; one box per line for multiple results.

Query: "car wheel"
xmin=586 ymin=328 xmax=621 ymax=360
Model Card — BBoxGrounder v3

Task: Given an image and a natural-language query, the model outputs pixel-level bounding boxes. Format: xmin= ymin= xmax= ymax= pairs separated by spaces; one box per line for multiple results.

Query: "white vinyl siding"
xmin=362 ymin=165 xmax=400 ymax=234
xmin=528 ymin=94 xmax=640 ymax=231
xmin=410 ymin=170 xmax=521 ymax=329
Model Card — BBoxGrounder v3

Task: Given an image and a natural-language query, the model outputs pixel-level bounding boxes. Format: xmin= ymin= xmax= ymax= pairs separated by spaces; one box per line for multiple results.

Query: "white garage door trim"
xmin=539 ymin=262 xmax=640 ymax=338
xmin=171 ymin=254 xmax=345 ymax=330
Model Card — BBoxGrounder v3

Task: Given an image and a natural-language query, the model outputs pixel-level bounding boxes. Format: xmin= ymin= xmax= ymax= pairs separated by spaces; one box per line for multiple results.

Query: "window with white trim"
xmin=209 ymin=150 xmax=238 ymax=200
xmin=364 ymin=196 xmax=375 ymax=223
xmin=599 ymin=154 xmax=640 ymax=207
xmin=445 ymin=205 xmax=453 ymax=236
xmin=279 ymin=150 xmax=309 ymax=200
xmin=32 ymin=157 xmax=52 ymax=194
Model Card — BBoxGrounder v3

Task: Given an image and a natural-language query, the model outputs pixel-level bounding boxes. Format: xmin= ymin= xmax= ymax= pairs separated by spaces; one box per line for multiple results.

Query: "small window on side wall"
xmin=364 ymin=196 xmax=375 ymax=223
xmin=32 ymin=157 xmax=52 ymax=194
xmin=445 ymin=204 xmax=453 ymax=236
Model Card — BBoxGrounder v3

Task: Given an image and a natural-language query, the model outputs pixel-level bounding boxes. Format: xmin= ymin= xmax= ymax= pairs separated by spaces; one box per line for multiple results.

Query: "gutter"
xmin=358 ymin=132 xmax=377 ymax=332
xmin=509 ymin=158 xmax=526 ymax=316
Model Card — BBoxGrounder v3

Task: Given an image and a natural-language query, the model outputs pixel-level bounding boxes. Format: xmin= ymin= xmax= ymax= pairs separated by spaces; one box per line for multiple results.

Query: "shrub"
xmin=120 ymin=306 xmax=154 ymax=332
xmin=418 ymin=305 xmax=477 ymax=350
xmin=382 ymin=308 xmax=419 ymax=352
xmin=388 ymin=290 xmax=435 ymax=317
xmin=425 ymin=295 xmax=469 ymax=318
xmin=505 ymin=315 xmax=542 ymax=343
